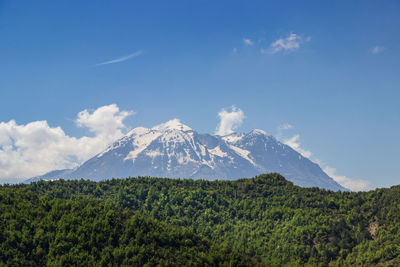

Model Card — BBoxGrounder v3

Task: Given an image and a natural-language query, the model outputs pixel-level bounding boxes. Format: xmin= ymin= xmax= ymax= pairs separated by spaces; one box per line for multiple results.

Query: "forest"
xmin=1 ymin=173 xmax=399 ymax=266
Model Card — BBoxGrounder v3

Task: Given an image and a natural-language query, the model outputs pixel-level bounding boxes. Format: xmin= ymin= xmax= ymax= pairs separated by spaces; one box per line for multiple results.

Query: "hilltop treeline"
xmin=1 ymin=174 xmax=399 ymax=266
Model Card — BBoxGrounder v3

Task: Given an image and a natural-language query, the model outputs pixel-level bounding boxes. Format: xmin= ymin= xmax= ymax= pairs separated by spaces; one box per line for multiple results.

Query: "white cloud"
xmin=323 ymin=166 xmax=370 ymax=191
xmin=278 ymin=124 xmax=370 ymax=191
xmin=95 ymin=50 xmax=143 ymax=66
xmin=261 ymin=33 xmax=309 ymax=54
xmin=0 ymin=104 xmax=133 ymax=182
xmin=371 ymin=46 xmax=384 ymax=54
xmin=283 ymin=134 xmax=313 ymax=158
xmin=278 ymin=123 xmax=294 ymax=131
xmin=243 ymin=38 xmax=254 ymax=46
xmin=276 ymin=123 xmax=294 ymax=141
xmin=215 ymin=106 xmax=245 ymax=136
xmin=76 ymin=104 xmax=134 ymax=138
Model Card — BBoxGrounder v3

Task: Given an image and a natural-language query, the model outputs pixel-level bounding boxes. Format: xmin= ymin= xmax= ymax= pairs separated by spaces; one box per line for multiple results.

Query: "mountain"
xmin=27 ymin=119 xmax=346 ymax=191
xmin=24 ymin=169 xmax=74 ymax=184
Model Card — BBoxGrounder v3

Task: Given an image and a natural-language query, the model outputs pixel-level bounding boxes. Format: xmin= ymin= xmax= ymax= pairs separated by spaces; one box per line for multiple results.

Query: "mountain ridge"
xmin=26 ymin=119 xmax=346 ymax=191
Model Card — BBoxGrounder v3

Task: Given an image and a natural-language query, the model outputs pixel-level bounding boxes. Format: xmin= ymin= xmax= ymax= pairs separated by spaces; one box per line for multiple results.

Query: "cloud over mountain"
xmin=215 ymin=106 xmax=245 ymax=136
xmin=0 ymin=104 xmax=133 ymax=182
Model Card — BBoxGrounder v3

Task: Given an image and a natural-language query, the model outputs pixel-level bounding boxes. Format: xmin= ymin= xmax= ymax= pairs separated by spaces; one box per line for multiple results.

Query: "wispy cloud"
xmin=95 ymin=50 xmax=143 ymax=66
xmin=323 ymin=166 xmax=371 ymax=192
xmin=283 ymin=134 xmax=313 ymax=158
xmin=243 ymin=38 xmax=254 ymax=46
xmin=371 ymin=46 xmax=385 ymax=54
xmin=261 ymin=33 xmax=310 ymax=54
xmin=277 ymin=124 xmax=371 ymax=191
xmin=276 ymin=123 xmax=294 ymax=141
xmin=277 ymin=123 xmax=294 ymax=131
xmin=215 ymin=106 xmax=245 ymax=136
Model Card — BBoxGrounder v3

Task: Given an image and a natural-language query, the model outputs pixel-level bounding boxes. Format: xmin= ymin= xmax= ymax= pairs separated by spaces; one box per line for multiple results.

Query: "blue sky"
xmin=0 ymin=1 xmax=399 ymax=189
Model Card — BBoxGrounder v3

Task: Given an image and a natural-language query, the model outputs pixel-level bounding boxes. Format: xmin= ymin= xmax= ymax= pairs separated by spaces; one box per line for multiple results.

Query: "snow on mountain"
xmin=152 ymin=118 xmax=192 ymax=131
xmin=27 ymin=119 xmax=347 ymax=191
xmin=221 ymin=132 xmax=245 ymax=143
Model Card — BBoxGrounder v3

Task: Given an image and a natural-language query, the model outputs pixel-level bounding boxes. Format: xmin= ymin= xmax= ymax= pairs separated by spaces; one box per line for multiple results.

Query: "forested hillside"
xmin=1 ymin=174 xmax=400 ymax=266
xmin=0 ymin=188 xmax=255 ymax=266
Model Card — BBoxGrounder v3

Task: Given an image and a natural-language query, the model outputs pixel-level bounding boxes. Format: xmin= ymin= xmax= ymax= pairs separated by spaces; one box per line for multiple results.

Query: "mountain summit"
xmin=27 ymin=119 xmax=346 ymax=191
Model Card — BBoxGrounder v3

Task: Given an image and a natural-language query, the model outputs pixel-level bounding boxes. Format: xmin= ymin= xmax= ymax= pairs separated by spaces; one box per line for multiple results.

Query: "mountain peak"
xmin=152 ymin=119 xmax=192 ymax=132
xmin=249 ymin=129 xmax=269 ymax=136
xmin=126 ymin=126 xmax=150 ymax=136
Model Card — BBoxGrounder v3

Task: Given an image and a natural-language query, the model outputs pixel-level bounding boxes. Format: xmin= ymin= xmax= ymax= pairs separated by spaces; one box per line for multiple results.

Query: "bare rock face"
xmin=368 ymin=221 xmax=379 ymax=240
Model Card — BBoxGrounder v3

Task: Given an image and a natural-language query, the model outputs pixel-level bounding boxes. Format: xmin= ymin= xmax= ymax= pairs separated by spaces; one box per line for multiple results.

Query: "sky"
xmin=0 ymin=1 xmax=399 ymax=190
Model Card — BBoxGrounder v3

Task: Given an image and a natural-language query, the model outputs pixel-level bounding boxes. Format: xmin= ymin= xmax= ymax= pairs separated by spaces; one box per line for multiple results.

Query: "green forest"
xmin=1 ymin=173 xmax=399 ymax=266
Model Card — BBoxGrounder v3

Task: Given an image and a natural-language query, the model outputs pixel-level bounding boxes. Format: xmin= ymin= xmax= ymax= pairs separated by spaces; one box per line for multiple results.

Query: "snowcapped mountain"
xmin=27 ymin=119 xmax=346 ymax=191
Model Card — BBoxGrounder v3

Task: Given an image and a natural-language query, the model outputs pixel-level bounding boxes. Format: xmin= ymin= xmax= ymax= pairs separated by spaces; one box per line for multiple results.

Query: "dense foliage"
xmin=1 ymin=173 xmax=400 ymax=266
xmin=0 ymin=188 xmax=256 ymax=266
